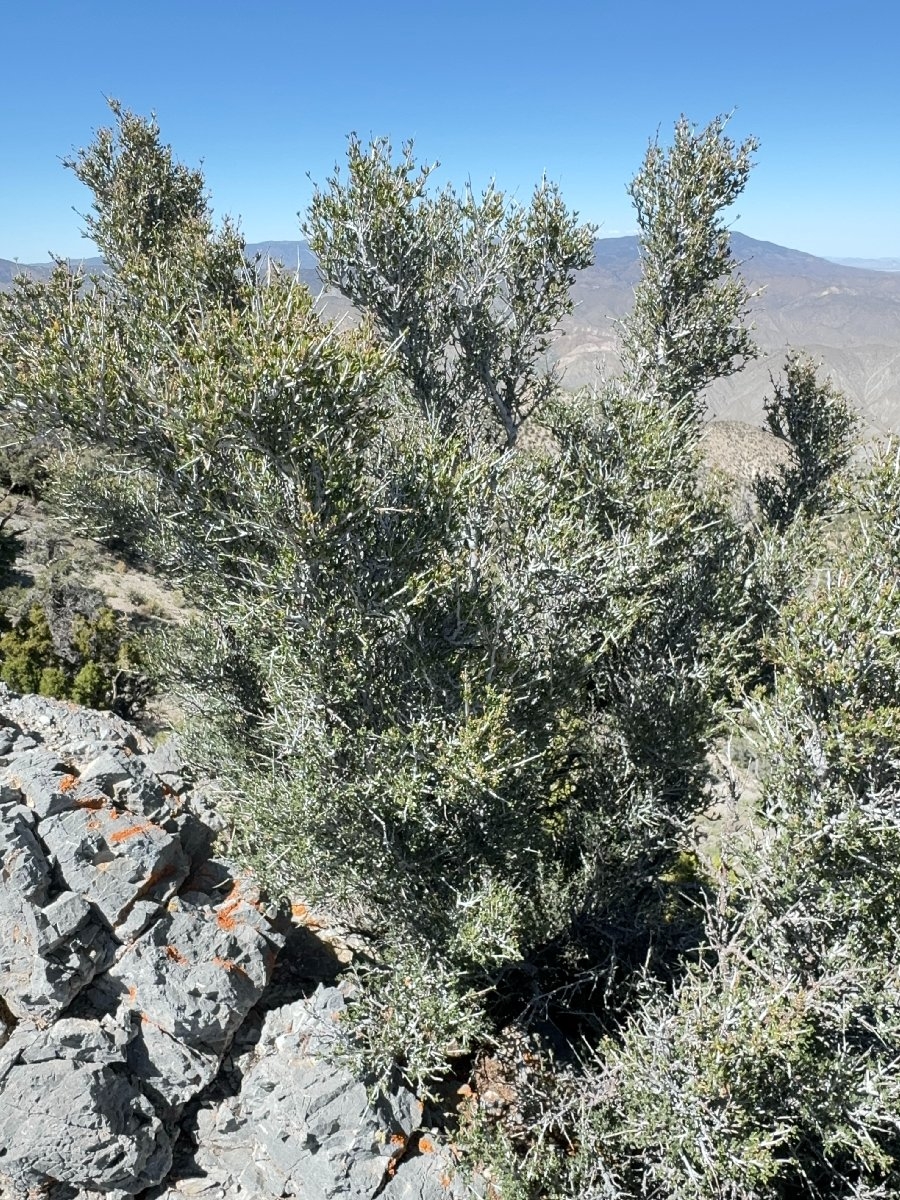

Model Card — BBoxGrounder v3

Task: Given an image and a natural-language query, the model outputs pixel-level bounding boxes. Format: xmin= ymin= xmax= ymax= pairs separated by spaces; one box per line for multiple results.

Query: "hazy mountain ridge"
xmin=561 ymin=233 xmax=900 ymax=432
xmin=0 ymin=256 xmax=105 ymax=286
xmin=827 ymin=256 xmax=900 ymax=272
xmin=4 ymin=234 xmax=899 ymax=431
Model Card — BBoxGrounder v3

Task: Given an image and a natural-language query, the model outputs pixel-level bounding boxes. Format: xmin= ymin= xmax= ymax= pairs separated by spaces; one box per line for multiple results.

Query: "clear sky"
xmin=2 ymin=0 xmax=898 ymax=262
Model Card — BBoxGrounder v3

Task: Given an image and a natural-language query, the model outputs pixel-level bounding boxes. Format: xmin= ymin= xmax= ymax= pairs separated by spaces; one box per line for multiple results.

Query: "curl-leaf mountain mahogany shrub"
xmin=756 ymin=349 xmax=860 ymax=529
xmin=498 ymin=450 xmax=900 ymax=1200
xmin=305 ymin=134 xmax=595 ymax=448
xmin=0 ymin=105 xmax=855 ymax=1112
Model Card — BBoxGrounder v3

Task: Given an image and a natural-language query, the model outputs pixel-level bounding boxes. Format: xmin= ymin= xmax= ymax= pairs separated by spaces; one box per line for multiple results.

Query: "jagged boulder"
xmin=0 ymin=1015 xmax=173 ymax=1196
xmin=88 ymin=892 xmax=279 ymax=1111
xmin=157 ymin=986 xmax=467 ymax=1200
xmin=0 ymin=691 xmax=282 ymax=1197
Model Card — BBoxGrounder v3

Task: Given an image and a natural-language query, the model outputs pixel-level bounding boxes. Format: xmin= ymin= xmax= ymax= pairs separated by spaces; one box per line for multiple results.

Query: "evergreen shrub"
xmin=4 ymin=104 xmax=895 ymax=1198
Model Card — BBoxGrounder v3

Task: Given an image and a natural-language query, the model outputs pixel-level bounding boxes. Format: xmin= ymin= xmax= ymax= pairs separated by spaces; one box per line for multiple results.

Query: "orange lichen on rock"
xmin=210 ymin=955 xmax=243 ymax=973
xmin=58 ymin=774 xmax=78 ymax=792
xmin=165 ymin=944 xmax=188 ymax=965
xmin=108 ymin=823 xmax=152 ymax=845
xmin=288 ymin=901 xmax=325 ymax=929
xmin=231 ymin=872 xmax=263 ymax=910
xmin=216 ymin=899 xmax=242 ymax=932
xmin=74 ymin=795 xmax=105 ymax=810
xmin=419 ymin=1137 xmax=435 ymax=1155
xmin=216 ymin=881 xmax=245 ymax=931
xmin=127 ymin=984 xmax=138 ymax=1004
xmin=390 ymin=1133 xmax=407 ymax=1148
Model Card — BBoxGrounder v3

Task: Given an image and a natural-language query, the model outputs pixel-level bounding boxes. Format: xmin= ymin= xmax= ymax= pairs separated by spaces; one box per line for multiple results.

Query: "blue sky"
xmin=2 ymin=0 xmax=898 ymax=261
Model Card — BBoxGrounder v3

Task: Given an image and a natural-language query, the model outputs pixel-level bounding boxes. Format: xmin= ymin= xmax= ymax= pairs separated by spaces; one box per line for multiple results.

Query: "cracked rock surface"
xmin=0 ymin=688 xmax=467 ymax=1200
xmin=154 ymin=986 xmax=465 ymax=1200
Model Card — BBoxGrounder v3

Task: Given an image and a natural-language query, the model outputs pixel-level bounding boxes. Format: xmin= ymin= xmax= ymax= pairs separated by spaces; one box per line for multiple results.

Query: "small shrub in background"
xmin=0 ymin=534 xmax=146 ymax=714
xmin=0 ymin=594 xmax=144 ymax=714
xmin=0 ymin=500 xmax=23 ymax=575
xmin=45 ymin=446 xmax=173 ymax=566
xmin=0 ymin=421 xmax=54 ymax=498
xmin=756 ymin=350 xmax=859 ymax=529
xmin=0 ymin=604 xmax=60 ymax=694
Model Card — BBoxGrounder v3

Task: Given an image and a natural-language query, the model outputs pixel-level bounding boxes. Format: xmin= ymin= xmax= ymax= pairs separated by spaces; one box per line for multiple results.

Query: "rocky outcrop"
xmin=0 ymin=688 xmax=467 ymax=1200
xmin=154 ymin=987 xmax=463 ymax=1200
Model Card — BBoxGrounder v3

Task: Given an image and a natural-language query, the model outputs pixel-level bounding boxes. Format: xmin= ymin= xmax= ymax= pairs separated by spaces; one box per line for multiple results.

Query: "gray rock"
xmin=0 ymin=1015 xmax=173 ymax=1195
xmin=39 ymin=803 xmax=189 ymax=929
xmin=381 ymin=1153 xmax=470 ymax=1199
xmin=8 ymin=734 xmax=37 ymax=754
xmin=0 ymin=692 xmax=459 ymax=1200
xmin=0 ymin=686 xmax=145 ymax=755
xmin=181 ymin=783 xmax=227 ymax=836
xmin=80 ymin=748 xmax=171 ymax=820
xmin=1 ymin=748 xmax=80 ymax=818
xmin=78 ymin=749 xmax=136 ymax=791
xmin=168 ymin=811 xmax=220 ymax=871
xmin=0 ymin=1005 xmax=12 ymax=1051
xmin=169 ymin=986 xmax=425 ymax=1200
xmin=152 ymin=1185 xmax=226 ymax=1200
xmin=89 ymin=895 xmax=278 ymax=1109
xmin=124 ymin=901 xmax=271 ymax=1027
xmin=0 ymin=782 xmax=23 ymax=808
xmin=144 ymin=735 xmax=191 ymax=795
xmin=115 ymin=898 xmax=164 ymax=945
xmin=0 ymin=889 xmax=117 ymax=1022
xmin=0 ymin=802 xmax=51 ymax=903
xmin=178 ymin=855 xmax=233 ymax=899
xmin=0 ymin=791 xmax=118 ymax=1021
xmin=129 ymin=1017 xmax=227 ymax=1111
xmin=0 ymin=721 xmax=18 ymax=758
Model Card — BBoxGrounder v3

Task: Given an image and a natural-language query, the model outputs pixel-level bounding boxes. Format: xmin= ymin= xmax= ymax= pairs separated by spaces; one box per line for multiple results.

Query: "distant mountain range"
xmin=0 ymin=255 xmax=103 ymax=286
xmin=3 ymin=234 xmax=899 ymax=432
xmin=826 ymin=257 xmax=900 ymax=272
xmin=559 ymin=232 xmax=900 ymax=433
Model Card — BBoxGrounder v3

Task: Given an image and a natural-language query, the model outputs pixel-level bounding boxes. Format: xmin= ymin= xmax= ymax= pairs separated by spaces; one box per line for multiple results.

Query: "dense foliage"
xmin=0 ymin=533 xmax=143 ymax=712
xmin=2 ymin=104 xmax=894 ymax=1196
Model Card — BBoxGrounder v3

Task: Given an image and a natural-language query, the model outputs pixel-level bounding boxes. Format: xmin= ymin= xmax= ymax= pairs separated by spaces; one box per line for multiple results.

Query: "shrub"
xmin=4 ymin=106 xmax=879 ymax=1193
xmin=0 ymin=500 xmax=23 ymax=576
xmin=0 ymin=594 xmax=142 ymax=714
xmin=756 ymin=350 xmax=859 ymax=528
xmin=38 ymin=665 xmax=69 ymax=698
xmin=492 ymin=447 xmax=900 ymax=1200
xmin=0 ymin=424 xmax=55 ymax=497
xmin=45 ymin=446 xmax=168 ymax=564
xmin=0 ymin=107 xmax=768 ymax=1087
xmin=70 ymin=659 xmax=109 ymax=707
